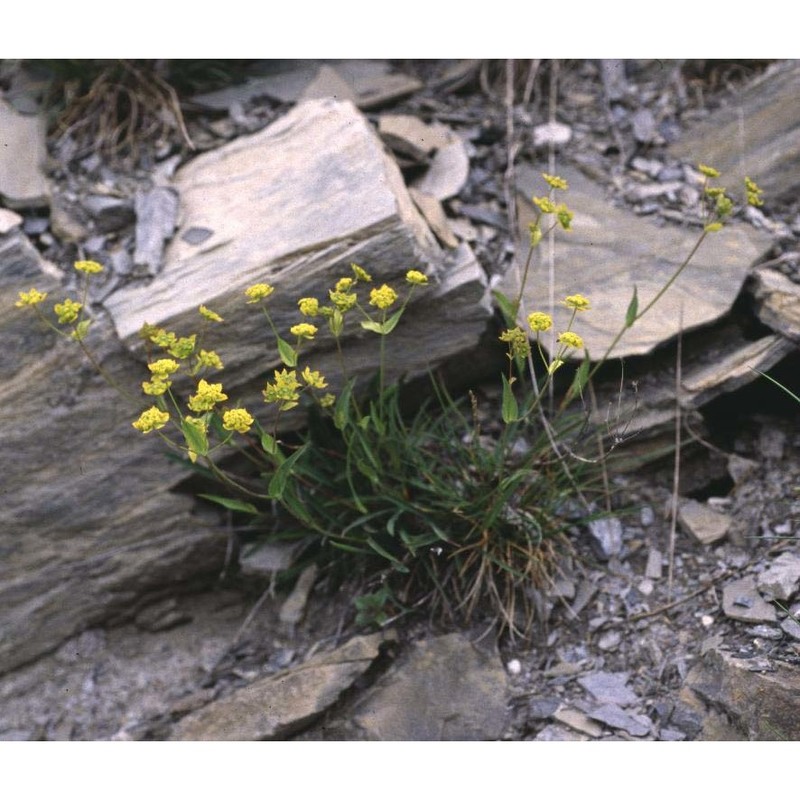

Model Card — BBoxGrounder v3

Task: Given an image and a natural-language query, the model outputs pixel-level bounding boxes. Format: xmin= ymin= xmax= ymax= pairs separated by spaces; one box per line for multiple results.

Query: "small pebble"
xmin=506 ymin=659 xmax=522 ymax=676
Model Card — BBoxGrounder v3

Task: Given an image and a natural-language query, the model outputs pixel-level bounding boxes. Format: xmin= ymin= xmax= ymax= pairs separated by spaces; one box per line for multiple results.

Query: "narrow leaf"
xmin=360 ymin=320 xmax=385 ymax=335
xmin=277 ymin=336 xmax=297 ymax=367
xmin=379 ymin=308 xmax=404 ymax=335
xmin=570 ymin=353 xmax=591 ymax=398
xmin=492 ymin=290 xmax=517 ymax=328
xmin=260 ymin=431 xmax=278 ymax=456
xmin=268 ymin=443 xmax=308 ymax=500
xmin=181 ymin=418 xmax=209 ymax=456
xmin=198 ymin=494 xmax=259 ymax=514
xmin=625 ymin=285 xmax=638 ymax=328
xmin=501 ymin=374 xmax=519 ymax=423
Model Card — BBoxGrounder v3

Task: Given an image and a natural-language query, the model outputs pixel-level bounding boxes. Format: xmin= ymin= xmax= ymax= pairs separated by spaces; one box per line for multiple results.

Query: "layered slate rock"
xmin=671 ymin=61 xmax=800 ymax=202
xmin=104 ymin=98 xmax=490 ymax=416
xmin=0 ymin=99 xmax=490 ymax=675
xmin=352 ymin=633 xmax=509 ymax=740
xmin=504 ymin=164 xmax=771 ymax=359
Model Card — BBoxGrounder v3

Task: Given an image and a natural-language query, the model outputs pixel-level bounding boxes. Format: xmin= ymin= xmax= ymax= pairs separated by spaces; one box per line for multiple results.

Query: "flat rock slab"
xmin=104 ymin=99 xmax=490 ymax=408
xmin=0 ymin=98 xmax=50 ymax=208
xmin=672 ymin=61 xmax=800 ymax=202
xmin=577 ymin=671 xmax=638 ymax=707
xmin=678 ymin=499 xmax=731 ymax=545
xmin=504 ymin=164 xmax=772 ymax=359
xmin=686 ymin=642 xmax=800 ymax=740
xmin=353 ymin=633 xmax=508 ymax=740
xmin=757 ymin=552 xmax=800 ymax=602
xmin=170 ymin=633 xmax=386 ymax=740
xmin=721 ymin=575 xmax=777 ymax=623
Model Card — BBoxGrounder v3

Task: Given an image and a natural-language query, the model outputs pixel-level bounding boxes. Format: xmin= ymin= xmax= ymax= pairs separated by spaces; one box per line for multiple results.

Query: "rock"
xmin=578 ymin=671 xmax=638 ymax=707
xmin=727 ymin=454 xmax=758 ymax=485
xmin=0 ymin=209 xmax=23 ymax=235
xmin=721 ymin=575 xmax=777 ymax=623
xmin=170 ymin=633 xmax=386 ymax=740
xmin=299 ymin=65 xmax=358 ymax=105
xmin=409 ymin=188 xmax=459 ymax=249
xmin=133 ymin=187 xmax=179 ymax=275
xmin=685 ymin=641 xmax=800 ymax=739
xmin=532 ymin=121 xmax=572 ymax=148
xmin=134 ymin=598 xmax=192 ymax=633
xmin=278 ymin=564 xmax=318 ymax=627
xmin=379 ymin=114 xmax=451 ymax=162
xmin=239 ymin=541 xmax=300 ymax=578
xmin=757 ymin=552 xmax=800 ymax=602
xmin=781 ymin=616 xmax=800 ymax=640
xmin=528 ymin=696 xmax=560 ymax=720
xmin=552 ymin=706 xmax=603 ymax=737
xmin=678 ymin=499 xmax=731 ymax=545
xmin=588 ymin=703 xmax=650 ymax=736
xmin=50 ymin=195 xmax=89 ymax=243
xmin=600 ymin=60 xmax=628 ymax=103
xmin=534 ymin=723 xmax=588 ymax=741
xmin=672 ymin=61 xmax=800 ymax=202
xmin=82 ymin=195 xmax=135 ymax=234
xmin=0 ymin=98 xmax=50 ymax=208
xmin=645 ymin=547 xmax=663 ymax=579
xmin=597 ymin=631 xmax=622 ymax=651
xmin=411 ymin=136 xmax=470 ymax=201
xmin=104 ymin=99 xmax=490 ymax=417
xmin=758 ymin=426 xmax=786 ymax=462
xmin=353 ymin=633 xmax=508 ymax=740
xmin=587 ymin=517 xmax=623 ymax=560
xmin=504 ymin=164 xmax=772 ymax=359
xmin=631 ymin=108 xmax=657 ymax=144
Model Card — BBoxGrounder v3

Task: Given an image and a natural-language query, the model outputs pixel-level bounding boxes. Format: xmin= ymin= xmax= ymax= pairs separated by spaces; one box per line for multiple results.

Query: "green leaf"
xmin=181 ymin=418 xmax=209 ymax=456
xmin=360 ymin=319 xmax=386 ymax=335
xmin=751 ymin=368 xmax=800 ymax=404
xmin=366 ymin=537 xmax=409 ymax=572
xmin=501 ymin=374 xmax=519 ymax=423
xmin=570 ymin=354 xmax=591 ymax=397
xmin=334 ymin=380 xmax=355 ymax=431
xmin=268 ymin=443 xmax=308 ymax=500
xmin=260 ymin=431 xmax=279 ymax=456
xmin=198 ymin=494 xmax=259 ymax=514
xmin=71 ymin=319 xmax=92 ymax=341
xmin=380 ymin=308 xmax=404 ymax=335
xmin=492 ymin=290 xmax=517 ymax=328
xmin=625 ymin=285 xmax=638 ymax=328
xmin=277 ymin=336 xmax=297 ymax=367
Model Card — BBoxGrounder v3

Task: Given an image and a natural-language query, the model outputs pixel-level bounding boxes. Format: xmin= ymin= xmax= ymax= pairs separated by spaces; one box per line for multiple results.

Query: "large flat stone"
xmin=0 ymin=98 xmax=50 ymax=208
xmin=503 ymin=164 xmax=771 ymax=359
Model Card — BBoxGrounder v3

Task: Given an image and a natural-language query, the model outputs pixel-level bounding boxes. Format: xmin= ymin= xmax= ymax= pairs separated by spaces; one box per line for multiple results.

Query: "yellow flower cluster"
xmin=406 ymin=270 xmax=429 ymax=286
xmin=698 ymin=164 xmax=720 ymax=179
xmin=222 ymin=408 xmax=254 ymax=434
xmin=499 ymin=327 xmax=531 ymax=359
xmin=74 ymin=260 xmax=104 ymax=274
xmin=188 ymin=379 xmax=228 ymax=412
xmin=301 ymin=366 xmax=327 ymax=389
xmin=199 ymin=305 xmax=224 ymax=323
xmin=298 ymin=297 xmax=320 ymax=317
xmin=245 ymin=283 xmax=275 ymax=303
xmin=527 ymin=312 xmax=552 ymax=332
xmin=148 ymin=359 xmax=180 ymax=378
xmin=745 ymin=177 xmax=764 ymax=207
xmin=54 ymin=298 xmax=82 ymax=324
xmin=543 ymin=173 xmax=568 ymax=190
xmin=557 ymin=331 xmax=584 ymax=350
xmin=196 ymin=349 xmax=223 ymax=370
xmin=369 ymin=284 xmax=398 ymax=310
xmin=290 ymin=323 xmax=317 ymax=340
xmin=263 ymin=369 xmax=301 ymax=409
xmin=132 ymin=406 xmax=170 ymax=433
xmin=15 ymin=288 xmax=48 ymax=307
xmin=562 ymin=294 xmax=591 ymax=312
xmin=351 ymin=263 xmax=372 ymax=282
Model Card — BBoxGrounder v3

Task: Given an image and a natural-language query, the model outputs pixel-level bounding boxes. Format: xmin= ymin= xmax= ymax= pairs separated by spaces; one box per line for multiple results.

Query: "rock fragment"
xmin=721 ymin=576 xmax=777 ymax=623
xmin=757 ymin=552 xmax=800 ymax=602
xmin=678 ymin=499 xmax=731 ymax=545
xmin=0 ymin=98 xmax=50 ymax=208
xmin=578 ymin=671 xmax=638 ymax=707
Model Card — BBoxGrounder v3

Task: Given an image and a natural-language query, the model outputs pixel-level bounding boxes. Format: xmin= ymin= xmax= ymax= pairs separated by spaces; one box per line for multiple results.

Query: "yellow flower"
xmin=199 ymin=305 xmax=224 ymax=323
xmin=319 ymin=393 xmax=336 ymax=408
xmin=142 ymin=379 xmax=171 ymax=396
xmin=132 ymin=406 xmax=170 ymax=433
xmin=245 ymin=283 xmax=274 ymax=303
xmin=222 ymin=408 xmax=254 ymax=434
xmin=290 ymin=323 xmax=318 ymax=340
xmin=547 ymin=358 xmax=565 ymax=375
xmin=74 ymin=260 xmax=104 ymax=274
xmin=149 ymin=328 xmax=176 ymax=348
xmin=715 ymin=193 xmax=733 ymax=217
xmin=562 ymin=294 xmax=591 ymax=312
xmin=263 ymin=369 xmax=301 ymax=409
xmin=406 ymin=270 xmax=429 ymax=286
xmin=167 ymin=333 xmax=197 ymax=358
xmin=196 ymin=349 xmax=224 ymax=370
xmin=704 ymin=222 xmax=724 ymax=233
xmin=557 ymin=331 xmax=584 ymax=349
xmin=369 ymin=284 xmax=398 ymax=310
xmin=532 ymin=196 xmax=556 ymax=214
xmin=527 ymin=312 xmax=553 ymax=332
xmin=301 ymin=366 xmax=328 ymax=389
xmin=556 ymin=204 xmax=573 ymax=231
xmin=499 ymin=327 xmax=531 ymax=359
xmin=15 ymin=288 xmax=48 ymax=307
xmin=184 ymin=415 xmax=208 ymax=434
xmin=298 ymin=297 xmax=320 ymax=317
xmin=745 ymin=177 xmax=764 ymax=207
xmin=188 ymin=379 xmax=228 ymax=412
xmin=351 ymin=263 xmax=372 ymax=282
xmin=148 ymin=359 xmax=180 ymax=378
xmin=698 ymin=164 xmax=720 ymax=179
xmin=329 ymin=290 xmax=357 ymax=311
xmin=543 ymin=173 xmax=568 ymax=190
xmin=335 ymin=277 xmax=355 ymax=293
xmin=54 ymin=298 xmax=82 ymax=324
xmin=529 ymin=223 xmax=543 ymax=248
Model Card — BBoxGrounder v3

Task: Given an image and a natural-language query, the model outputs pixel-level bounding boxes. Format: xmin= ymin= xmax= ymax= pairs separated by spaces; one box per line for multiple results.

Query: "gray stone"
xmin=379 ymin=114 xmax=452 ymax=162
xmin=672 ymin=61 xmax=800 ymax=202
xmin=532 ymin=121 xmax=572 ymax=148
xmin=353 ymin=633 xmax=508 ymax=740
xmin=645 ymin=547 xmax=663 ymax=579
xmin=727 ymin=454 xmax=758 ymax=485
xmin=587 ymin=517 xmax=623 ymax=560
xmin=0 ymin=209 xmax=22 ymax=235
xmin=757 ymin=552 xmax=800 ymax=601
xmin=631 ymin=108 xmax=657 ymax=144
xmin=679 ymin=499 xmax=731 ymax=545
xmin=83 ymin=195 xmax=135 ymax=233
xmin=528 ymin=696 xmax=560 ymax=720
xmin=170 ymin=633 xmax=385 ymax=740
xmin=553 ymin=706 xmax=603 ymax=737
xmin=0 ymin=98 xmax=50 ymax=208
xmin=588 ymin=703 xmax=651 ymax=736
xmin=597 ymin=631 xmax=622 ymax=651
xmin=578 ymin=671 xmax=638 ymax=707
xmin=299 ymin=65 xmax=358 ymax=105
xmin=758 ymin=426 xmax=786 ymax=462
xmin=133 ymin=187 xmax=179 ymax=274
xmin=686 ymin=641 xmax=800 ymax=740
xmin=534 ymin=723 xmax=588 ymax=741
xmin=504 ymin=164 xmax=771 ymax=359
xmin=721 ymin=576 xmax=777 ymax=623
xmin=278 ymin=564 xmax=318 ymax=627
xmin=781 ymin=616 xmax=800 ymax=640
xmin=411 ymin=137 xmax=470 ymax=201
